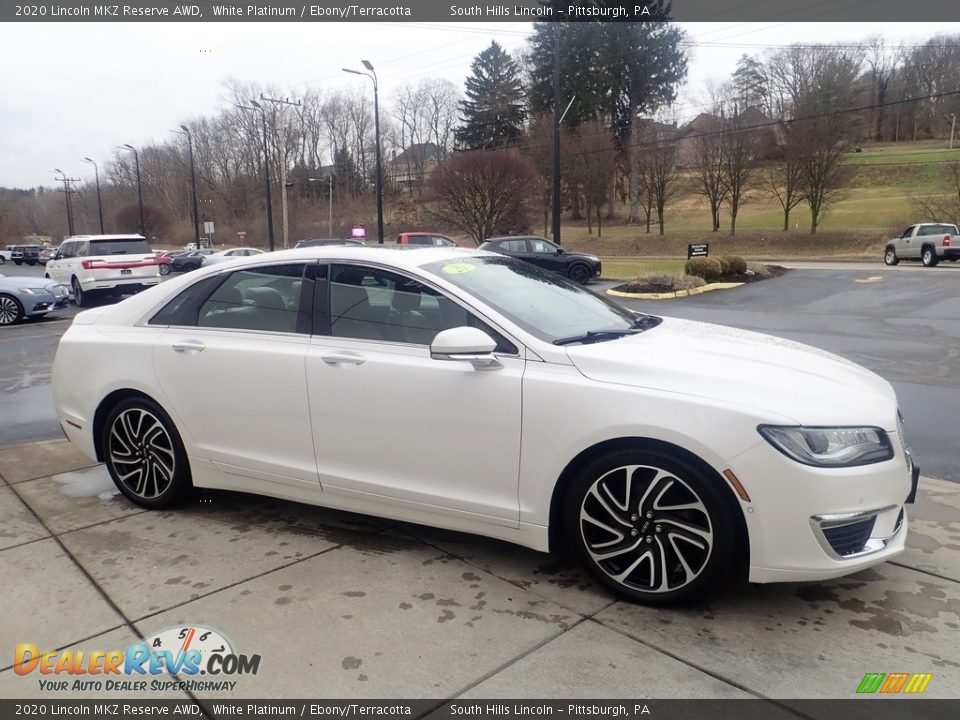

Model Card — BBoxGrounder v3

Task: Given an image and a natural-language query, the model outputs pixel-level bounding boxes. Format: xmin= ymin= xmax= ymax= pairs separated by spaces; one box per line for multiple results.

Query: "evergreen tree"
xmin=732 ymin=54 xmax=768 ymax=113
xmin=455 ymin=41 xmax=526 ymax=150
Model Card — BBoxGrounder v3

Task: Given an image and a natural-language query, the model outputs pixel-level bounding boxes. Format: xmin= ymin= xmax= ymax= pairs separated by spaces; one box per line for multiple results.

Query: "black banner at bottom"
xmin=1 ymin=699 xmax=956 ymax=720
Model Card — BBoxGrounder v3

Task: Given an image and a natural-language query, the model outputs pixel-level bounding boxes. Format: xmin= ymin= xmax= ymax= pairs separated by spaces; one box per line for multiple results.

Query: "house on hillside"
xmin=387 ymin=142 xmax=442 ymax=194
xmin=674 ymin=109 xmax=785 ymax=168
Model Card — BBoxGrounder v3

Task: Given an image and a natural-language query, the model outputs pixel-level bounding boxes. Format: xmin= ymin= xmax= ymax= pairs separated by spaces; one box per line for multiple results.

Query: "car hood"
xmin=0 ymin=276 xmax=59 ymax=292
xmin=565 ymin=316 xmax=898 ymax=429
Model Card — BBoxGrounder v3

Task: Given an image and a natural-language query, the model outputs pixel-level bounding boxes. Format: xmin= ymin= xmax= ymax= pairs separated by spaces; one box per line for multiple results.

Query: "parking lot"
xmin=0 ymin=260 xmax=958 ymax=702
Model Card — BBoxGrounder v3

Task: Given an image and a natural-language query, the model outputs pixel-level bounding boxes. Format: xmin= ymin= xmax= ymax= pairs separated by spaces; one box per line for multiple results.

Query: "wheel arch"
xmin=92 ymin=388 xmax=167 ymax=462
xmin=547 ymin=436 xmax=750 ymax=571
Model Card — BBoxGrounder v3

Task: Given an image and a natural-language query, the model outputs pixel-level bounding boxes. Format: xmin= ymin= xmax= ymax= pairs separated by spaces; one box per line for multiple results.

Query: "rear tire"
xmin=102 ymin=397 xmax=192 ymax=509
xmin=159 ymin=264 xmax=171 ymax=276
xmin=921 ymin=246 xmax=939 ymax=267
xmin=71 ymin=277 xmax=91 ymax=307
xmin=884 ymin=247 xmax=899 ymax=266
xmin=0 ymin=293 xmax=24 ymax=325
xmin=562 ymin=447 xmax=739 ymax=605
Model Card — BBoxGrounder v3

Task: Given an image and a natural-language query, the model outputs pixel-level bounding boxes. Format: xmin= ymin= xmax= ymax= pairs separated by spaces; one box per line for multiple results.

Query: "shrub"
xmin=716 ymin=256 xmax=730 ymax=275
xmin=685 ymin=257 xmax=723 ymax=282
xmin=722 ymin=255 xmax=748 ymax=275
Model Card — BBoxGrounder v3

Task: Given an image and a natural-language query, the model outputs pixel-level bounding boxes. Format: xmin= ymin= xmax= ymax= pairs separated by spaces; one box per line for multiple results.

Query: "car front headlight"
xmin=758 ymin=425 xmax=893 ymax=467
xmin=17 ymin=287 xmax=48 ymax=295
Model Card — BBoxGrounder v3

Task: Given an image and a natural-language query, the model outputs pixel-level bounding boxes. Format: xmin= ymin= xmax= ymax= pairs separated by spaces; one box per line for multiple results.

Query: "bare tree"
xmin=863 ymin=36 xmax=905 ymax=141
xmin=570 ymin=120 xmax=617 ymax=236
xmin=722 ymin=110 xmax=761 ymax=235
xmin=768 ymin=149 xmax=805 ymax=232
xmin=429 ymin=150 xmax=538 ymax=245
xmin=692 ymin=116 xmax=727 ymax=232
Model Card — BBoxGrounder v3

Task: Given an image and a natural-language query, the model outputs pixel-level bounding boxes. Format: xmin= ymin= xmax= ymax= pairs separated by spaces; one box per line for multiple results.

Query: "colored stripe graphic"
xmin=857 ymin=673 xmax=886 ymax=693
xmin=904 ymin=673 xmax=933 ymax=694
xmin=880 ymin=672 xmax=910 ymax=693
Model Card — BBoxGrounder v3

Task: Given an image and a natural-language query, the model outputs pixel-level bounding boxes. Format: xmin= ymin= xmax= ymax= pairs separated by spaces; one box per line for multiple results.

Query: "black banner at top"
xmin=2 ymin=0 xmax=960 ymax=22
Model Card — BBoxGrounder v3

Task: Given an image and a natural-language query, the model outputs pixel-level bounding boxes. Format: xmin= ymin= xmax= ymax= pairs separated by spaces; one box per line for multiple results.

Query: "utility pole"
xmin=53 ymin=169 xmax=80 ymax=237
xmin=951 ymin=113 xmax=956 ymax=150
xmin=237 ymin=102 xmax=275 ymax=251
xmin=309 ymin=174 xmax=335 ymax=237
xmin=552 ymin=23 xmax=562 ymax=246
xmin=260 ymin=95 xmax=301 ymax=249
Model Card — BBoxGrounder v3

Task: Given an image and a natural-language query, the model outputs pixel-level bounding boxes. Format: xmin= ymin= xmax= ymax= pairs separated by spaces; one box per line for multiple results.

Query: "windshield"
xmin=89 ymin=238 xmax=152 ymax=255
xmin=422 ymin=255 xmax=651 ymax=344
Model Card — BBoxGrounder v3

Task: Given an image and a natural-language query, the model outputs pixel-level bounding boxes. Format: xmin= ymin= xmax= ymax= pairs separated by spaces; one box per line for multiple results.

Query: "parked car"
xmin=479 ymin=236 xmax=601 ymax=284
xmin=10 ymin=244 xmax=42 ymax=266
xmin=295 ymin=238 xmax=364 ymax=248
xmin=884 ymin=222 xmax=960 ymax=266
xmin=0 ymin=245 xmax=13 ymax=264
xmin=170 ymin=249 xmax=217 ymax=273
xmin=45 ymin=235 xmax=161 ymax=307
xmin=202 ymin=248 xmax=266 ymax=266
xmin=52 ymin=246 xmax=916 ymax=605
xmin=396 ymin=232 xmax=460 ymax=248
xmin=153 ymin=251 xmax=184 ymax=275
xmin=38 ymin=247 xmax=55 ymax=265
xmin=0 ymin=273 xmax=70 ymax=325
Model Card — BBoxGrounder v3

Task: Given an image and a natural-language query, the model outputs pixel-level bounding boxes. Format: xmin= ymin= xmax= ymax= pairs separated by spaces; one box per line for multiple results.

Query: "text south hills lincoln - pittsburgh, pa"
xmin=449 ymin=4 xmax=653 ymax=18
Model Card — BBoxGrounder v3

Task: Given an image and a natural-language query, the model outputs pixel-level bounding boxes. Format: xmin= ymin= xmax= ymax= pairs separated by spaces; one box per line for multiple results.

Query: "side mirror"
xmin=556 ymin=247 xmax=565 ymax=255
xmin=430 ymin=326 xmax=501 ymax=370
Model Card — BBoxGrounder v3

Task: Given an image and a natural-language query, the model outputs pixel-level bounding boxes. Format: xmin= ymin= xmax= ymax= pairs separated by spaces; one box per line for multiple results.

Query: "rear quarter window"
xmin=89 ymin=238 xmax=152 ymax=255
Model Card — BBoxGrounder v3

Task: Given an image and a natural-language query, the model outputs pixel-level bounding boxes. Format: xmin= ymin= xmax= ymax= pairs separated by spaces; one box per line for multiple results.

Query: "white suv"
xmin=45 ymin=235 xmax=161 ymax=307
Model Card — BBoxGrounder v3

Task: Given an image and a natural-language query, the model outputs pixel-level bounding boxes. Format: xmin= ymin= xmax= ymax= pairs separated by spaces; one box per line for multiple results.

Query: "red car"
xmin=153 ymin=251 xmax=178 ymax=275
xmin=395 ymin=232 xmax=464 ymax=248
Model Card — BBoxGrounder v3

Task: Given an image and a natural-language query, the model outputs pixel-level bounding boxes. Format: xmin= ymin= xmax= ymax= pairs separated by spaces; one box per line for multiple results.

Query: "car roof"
xmin=199 ymin=245 xmax=485 ymax=271
xmin=64 ymin=234 xmax=147 ymax=241
xmin=484 ymin=236 xmax=548 ymax=242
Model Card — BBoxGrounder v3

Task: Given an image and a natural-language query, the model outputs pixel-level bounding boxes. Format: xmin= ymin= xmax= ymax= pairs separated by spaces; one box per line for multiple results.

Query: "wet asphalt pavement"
xmin=1 ymin=260 xmax=957 ymax=481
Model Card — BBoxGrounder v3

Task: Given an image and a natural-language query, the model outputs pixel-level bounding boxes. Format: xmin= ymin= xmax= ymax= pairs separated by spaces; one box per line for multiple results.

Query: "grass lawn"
xmin=600 ymin=258 xmax=686 ymax=280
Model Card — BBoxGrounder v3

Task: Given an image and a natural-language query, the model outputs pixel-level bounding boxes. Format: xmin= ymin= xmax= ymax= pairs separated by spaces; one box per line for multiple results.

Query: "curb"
xmin=606 ymin=282 xmax=744 ymax=300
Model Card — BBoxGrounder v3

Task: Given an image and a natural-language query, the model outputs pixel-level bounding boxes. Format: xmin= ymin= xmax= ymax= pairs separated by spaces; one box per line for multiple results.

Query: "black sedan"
xmin=478 ymin=236 xmax=601 ymax=284
xmin=170 ymin=249 xmax=216 ymax=272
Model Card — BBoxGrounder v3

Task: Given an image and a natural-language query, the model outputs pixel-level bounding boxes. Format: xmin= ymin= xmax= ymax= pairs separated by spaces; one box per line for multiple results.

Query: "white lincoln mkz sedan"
xmin=52 ymin=246 xmax=918 ymax=604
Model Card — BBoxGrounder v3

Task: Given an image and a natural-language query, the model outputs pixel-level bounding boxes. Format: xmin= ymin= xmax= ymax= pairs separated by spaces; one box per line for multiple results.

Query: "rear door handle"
xmin=319 ymin=351 xmax=365 ymax=366
xmin=172 ymin=340 xmax=206 ymax=353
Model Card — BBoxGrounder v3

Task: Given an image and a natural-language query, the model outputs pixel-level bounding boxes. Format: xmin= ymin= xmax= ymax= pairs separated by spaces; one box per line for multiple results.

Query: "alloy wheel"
xmin=579 ymin=464 xmax=714 ymax=594
xmin=72 ymin=278 xmax=84 ymax=306
xmin=0 ymin=295 xmax=22 ymax=325
xmin=107 ymin=408 xmax=177 ymax=499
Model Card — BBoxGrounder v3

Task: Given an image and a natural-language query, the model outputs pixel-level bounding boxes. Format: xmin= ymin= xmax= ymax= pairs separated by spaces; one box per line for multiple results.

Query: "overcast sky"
xmin=2 ymin=21 xmax=958 ymax=189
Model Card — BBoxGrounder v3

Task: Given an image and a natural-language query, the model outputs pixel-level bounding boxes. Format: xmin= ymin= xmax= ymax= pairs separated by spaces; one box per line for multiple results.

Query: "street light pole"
xmin=238 ymin=101 xmax=275 ymax=251
xmin=172 ymin=126 xmax=201 ymax=249
xmin=551 ymin=23 xmax=562 ymax=246
xmin=951 ymin=113 xmax=956 ymax=150
xmin=81 ymin=157 xmax=105 ymax=234
xmin=121 ymin=144 xmax=146 ymax=236
xmin=343 ymin=61 xmax=384 ymax=244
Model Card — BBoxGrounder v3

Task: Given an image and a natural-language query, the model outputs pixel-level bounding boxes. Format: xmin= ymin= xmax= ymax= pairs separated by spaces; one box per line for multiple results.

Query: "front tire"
xmin=921 ymin=246 xmax=939 ymax=267
xmin=563 ymin=448 xmax=738 ymax=605
xmin=0 ymin=294 xmax=24 ymax=325
xmin=568 ymin=263 xmax=591 ymax=284
xmin=159 ymin=264 xmax=171 ymax=275
xmin=884 ymin=247 xmax=899 ymax=266
xmin=102 ymin=397 xmax=191 ymax=509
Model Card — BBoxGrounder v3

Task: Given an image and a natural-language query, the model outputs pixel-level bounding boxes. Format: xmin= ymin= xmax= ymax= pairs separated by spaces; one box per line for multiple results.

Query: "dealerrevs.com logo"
xmin=14 ymin=625 xmax=261 ymax=693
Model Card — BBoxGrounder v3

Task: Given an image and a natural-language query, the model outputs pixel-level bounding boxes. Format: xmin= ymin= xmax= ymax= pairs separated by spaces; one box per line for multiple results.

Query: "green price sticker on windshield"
xmin=442 ymin=262 xmax=477 ymax=275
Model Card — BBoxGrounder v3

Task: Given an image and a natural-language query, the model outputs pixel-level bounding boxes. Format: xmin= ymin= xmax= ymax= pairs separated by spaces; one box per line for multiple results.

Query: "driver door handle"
xmin=172 ymin=340 xmax=206 ymax=353
xmin=320 ymin=351 xmax=365 ymax=367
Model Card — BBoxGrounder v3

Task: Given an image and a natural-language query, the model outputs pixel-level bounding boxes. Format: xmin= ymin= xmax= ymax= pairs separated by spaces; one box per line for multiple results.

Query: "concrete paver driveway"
xmin=1 ymin=441 xmax=957 ymax=700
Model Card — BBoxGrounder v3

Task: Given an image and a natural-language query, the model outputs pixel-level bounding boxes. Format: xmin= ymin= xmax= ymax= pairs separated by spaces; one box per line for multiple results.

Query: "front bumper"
xmin=22 ymin=287 xmax=69 ymax=315
xmin=728 ymin=433 xmax=914 ymax=584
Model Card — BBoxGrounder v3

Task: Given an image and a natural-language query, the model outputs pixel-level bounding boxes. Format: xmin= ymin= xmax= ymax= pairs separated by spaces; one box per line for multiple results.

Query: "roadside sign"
xmin=237 ymin=231 xmax=247 ymax=246
xmin=351 ymin=224 xmax=366 ymax=239
xmin=204 ymin=221 xmax=215 ymax=235
xmin=688 ymin=243 xmax=709 ymax=259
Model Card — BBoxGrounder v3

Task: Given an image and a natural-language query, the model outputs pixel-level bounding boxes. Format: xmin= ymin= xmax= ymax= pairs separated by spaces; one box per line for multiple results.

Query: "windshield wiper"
xmin=553 ymin=315 xmax=662 ymax=346
xmin=553 ymin=329 xmax=638 ymax=346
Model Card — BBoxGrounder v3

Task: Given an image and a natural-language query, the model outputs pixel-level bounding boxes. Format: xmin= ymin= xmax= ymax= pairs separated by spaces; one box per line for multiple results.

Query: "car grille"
xmin=821 ymin=516 xmax=877 ymax=557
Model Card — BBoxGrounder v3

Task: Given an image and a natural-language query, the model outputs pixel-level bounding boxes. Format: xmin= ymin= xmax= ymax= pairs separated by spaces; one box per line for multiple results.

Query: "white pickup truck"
xmin=884 ymin=222 xmax=960 ymax=267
